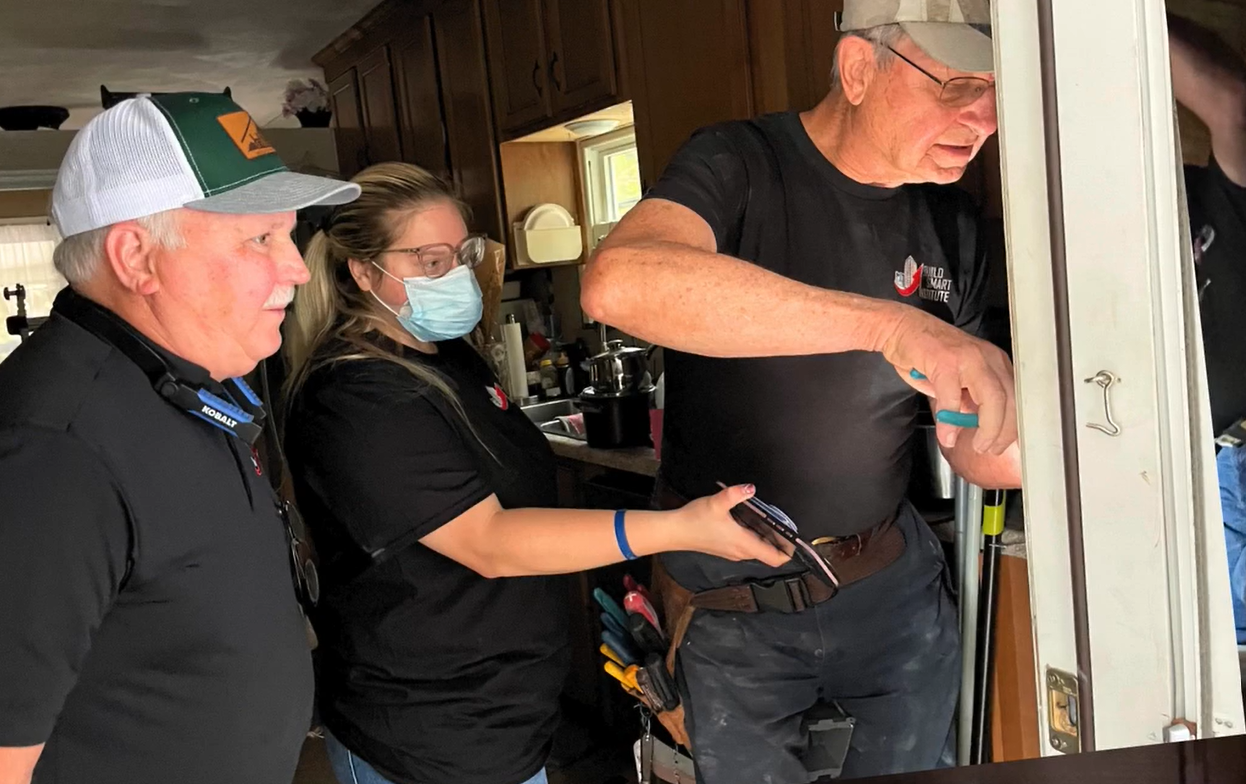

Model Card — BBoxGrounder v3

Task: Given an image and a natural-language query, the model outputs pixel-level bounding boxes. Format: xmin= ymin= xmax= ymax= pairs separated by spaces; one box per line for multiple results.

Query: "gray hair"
xmin=830 ymin=24 xmax=905 ymax=92
xmin=53 ymin=209 xmax=185 ymax=285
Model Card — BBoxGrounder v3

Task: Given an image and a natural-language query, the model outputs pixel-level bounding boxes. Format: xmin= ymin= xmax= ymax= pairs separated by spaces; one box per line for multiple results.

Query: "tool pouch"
xmin=645 ymin=556 xmax=696 ymax=751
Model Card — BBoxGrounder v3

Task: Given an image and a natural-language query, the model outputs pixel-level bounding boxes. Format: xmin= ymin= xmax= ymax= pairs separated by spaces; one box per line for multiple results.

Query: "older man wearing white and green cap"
xmin=0 ymin=93 xmax=358 ymax=784
xmin=584 ymin=0 xmax=1016 ymax=781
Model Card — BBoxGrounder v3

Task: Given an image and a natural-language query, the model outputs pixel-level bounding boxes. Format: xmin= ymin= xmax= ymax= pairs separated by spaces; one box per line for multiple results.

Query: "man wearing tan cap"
xmin=584 ymin=0 xmax=1013 ymax=780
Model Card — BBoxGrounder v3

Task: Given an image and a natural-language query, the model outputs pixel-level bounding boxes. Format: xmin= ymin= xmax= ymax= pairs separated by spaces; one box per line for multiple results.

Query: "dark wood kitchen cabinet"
xmin=315 ymin=0 xmax=505 ymax=242
xmin=481 ymin=0 xmax=621 ymax=137
xmin=617 ymin=0 xmax=754 ymax=191
xmin=356 ymin=46 xmax=404 ymax=169
xmin=434 ymin=0 xmax=508 ymax=242
xmin=481 ymin=0 xmax=552 ymax=131
xmin=392 ymin=17 xmax=451 ymax=180
xmin=616 ymin=0 xmax=844 ymax=190
xmin=326 ymin=69 xmax=366 ymax=179
xmin=542 ymin=0 xmax=618 ymax=115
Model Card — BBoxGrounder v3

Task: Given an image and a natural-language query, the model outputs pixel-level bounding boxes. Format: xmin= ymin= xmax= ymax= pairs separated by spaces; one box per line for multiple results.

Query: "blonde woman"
xmin=282 ymin=162 xmax=786 ymax=784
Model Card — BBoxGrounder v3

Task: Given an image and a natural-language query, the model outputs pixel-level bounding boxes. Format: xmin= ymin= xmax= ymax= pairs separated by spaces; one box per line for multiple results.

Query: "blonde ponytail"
xmin=285 ymin=230 xmax=337 ymax=394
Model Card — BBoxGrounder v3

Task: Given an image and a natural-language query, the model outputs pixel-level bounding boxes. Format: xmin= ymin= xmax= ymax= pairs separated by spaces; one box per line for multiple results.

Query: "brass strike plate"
xmin=1046 ymin=667 xmax=1080 ymax=754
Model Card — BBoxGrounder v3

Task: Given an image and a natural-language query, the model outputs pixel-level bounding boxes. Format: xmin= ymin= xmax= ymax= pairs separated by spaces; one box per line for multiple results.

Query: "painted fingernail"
xmin=743 ymin=484 xmax=756 ymax=495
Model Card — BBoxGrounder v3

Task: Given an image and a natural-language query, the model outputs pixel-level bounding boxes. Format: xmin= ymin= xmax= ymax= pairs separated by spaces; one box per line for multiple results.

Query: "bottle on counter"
xmin=525 ymin=370 xmax=543 ymax=404
xmin=539 ymin=359 xmax=563 ymax=399
xmin=554 ymin=352 xmax=573 ymax=397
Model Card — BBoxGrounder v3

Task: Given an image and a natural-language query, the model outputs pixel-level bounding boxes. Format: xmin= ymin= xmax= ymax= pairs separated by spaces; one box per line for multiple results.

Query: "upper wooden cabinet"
xmin=326 ymin=69 xmax=366 ymax=179
xmin=434 ymin=0 xmax=507 ymax=243
xmin=616 ymin=0 xmax=844 ymax=190
xmin=356 ymin=46 xmax=404 ymax=168
xmin=617 ymin=0 xmax=755 ymax=191
xmin=316 ymin=0 xmax=506 ymax=243
xmin=392 ymin=17 xmax=452 ymax=181
xmin=541 ymin=0 xmax=618 ymax=115
xmin=482 ymin=0 xmax=552 ymax=131
xmin=482 ymin=0 xmax=621 ymax=137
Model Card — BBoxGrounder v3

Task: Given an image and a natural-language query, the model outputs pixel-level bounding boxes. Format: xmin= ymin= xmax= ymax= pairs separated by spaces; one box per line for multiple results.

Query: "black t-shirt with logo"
xmin=1186 ymin=159 xmax=1246 ymax=436
xmin=646 ymin=111 xmax=989 ymax=543
xmin=0 ymin=289 xmax=313 ymax=784
xmin=284 ymin=335 xmax=569 ymax=784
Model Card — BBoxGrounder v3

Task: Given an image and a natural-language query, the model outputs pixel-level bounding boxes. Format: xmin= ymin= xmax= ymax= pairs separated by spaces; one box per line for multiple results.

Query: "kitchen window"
xmin=580 ymin=127 xmax=641 ymax=250
xmin=0 ymin=222 xmax=63 ymax=363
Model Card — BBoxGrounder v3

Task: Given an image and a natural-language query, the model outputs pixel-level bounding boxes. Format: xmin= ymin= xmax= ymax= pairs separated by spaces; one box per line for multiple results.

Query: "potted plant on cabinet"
xmin=282 ymin=79 xmax=332 ymax=128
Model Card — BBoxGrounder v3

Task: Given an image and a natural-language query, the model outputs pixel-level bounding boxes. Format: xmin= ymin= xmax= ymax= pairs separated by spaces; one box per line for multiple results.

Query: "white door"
xmin=994 ymin=0 xmax=1244 ymax=755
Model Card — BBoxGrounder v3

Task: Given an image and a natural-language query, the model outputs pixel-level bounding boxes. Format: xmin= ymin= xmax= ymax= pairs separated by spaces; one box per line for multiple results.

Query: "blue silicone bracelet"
xmin=614 ymin=510 xmax=638 ymax=561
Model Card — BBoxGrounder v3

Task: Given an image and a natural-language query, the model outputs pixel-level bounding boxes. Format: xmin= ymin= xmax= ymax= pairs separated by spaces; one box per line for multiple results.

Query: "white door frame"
xmin=994 ymin=0 xmax=1244 ymax=755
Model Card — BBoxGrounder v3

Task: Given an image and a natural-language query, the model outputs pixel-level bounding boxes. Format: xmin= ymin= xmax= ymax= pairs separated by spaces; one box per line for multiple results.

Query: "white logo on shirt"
xmin=894 ymin=255 xmax=951 ymax=304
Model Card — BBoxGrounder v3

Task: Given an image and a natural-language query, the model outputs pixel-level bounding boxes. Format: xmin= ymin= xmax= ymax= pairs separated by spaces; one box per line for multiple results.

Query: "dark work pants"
xmin=660 ymin=503 xmax=960 ymax=784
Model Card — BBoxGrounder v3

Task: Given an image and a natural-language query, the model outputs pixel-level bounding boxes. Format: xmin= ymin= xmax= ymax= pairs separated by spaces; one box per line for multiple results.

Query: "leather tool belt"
xmin=641 ymin=482 xmax=907 ymax=751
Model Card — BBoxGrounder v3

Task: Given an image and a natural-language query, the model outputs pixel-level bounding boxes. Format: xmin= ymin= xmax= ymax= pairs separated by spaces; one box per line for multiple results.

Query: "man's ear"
xmin=102 ymin=222 xmax=161 ymax=296
xmin=837 ymin=36 xmax=879 ymax=106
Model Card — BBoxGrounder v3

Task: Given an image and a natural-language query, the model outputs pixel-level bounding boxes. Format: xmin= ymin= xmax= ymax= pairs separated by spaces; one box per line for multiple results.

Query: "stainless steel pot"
xmin=588 ymin=324 xmax=655 ymax=394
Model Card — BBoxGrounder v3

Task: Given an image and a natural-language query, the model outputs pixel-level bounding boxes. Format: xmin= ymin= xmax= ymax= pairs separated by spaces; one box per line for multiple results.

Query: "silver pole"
xmin=957 ymin=481 xmax=984 ymax=766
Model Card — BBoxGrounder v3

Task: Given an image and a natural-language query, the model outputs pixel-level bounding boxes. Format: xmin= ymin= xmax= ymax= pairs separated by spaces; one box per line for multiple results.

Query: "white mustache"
xmin=263 ymin=286 xmax=295 ymax=310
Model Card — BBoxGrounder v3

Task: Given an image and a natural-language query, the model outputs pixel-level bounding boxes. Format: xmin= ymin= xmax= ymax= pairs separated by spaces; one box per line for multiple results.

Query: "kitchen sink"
xmin=520 ymin=399 xmax=586 ymax=441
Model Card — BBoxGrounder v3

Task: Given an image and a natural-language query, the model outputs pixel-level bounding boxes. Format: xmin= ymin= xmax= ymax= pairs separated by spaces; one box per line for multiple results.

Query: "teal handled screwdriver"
xmin=909 ymin=370 xmax=980 ymax=429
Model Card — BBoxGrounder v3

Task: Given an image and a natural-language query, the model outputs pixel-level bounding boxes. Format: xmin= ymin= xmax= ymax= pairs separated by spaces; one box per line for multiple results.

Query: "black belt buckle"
xmin=1217 ymin=418 xmax=1246 ymax=450
xmin=751 ymin=576 xmax=813 ymax=613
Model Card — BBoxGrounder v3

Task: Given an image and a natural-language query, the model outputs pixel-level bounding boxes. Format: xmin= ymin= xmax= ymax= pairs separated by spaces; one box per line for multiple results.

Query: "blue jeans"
xmin=324 ymin=730 xmax=548 ymax=784
xmin=1218 ymin=446 xmax=1246 ymax=645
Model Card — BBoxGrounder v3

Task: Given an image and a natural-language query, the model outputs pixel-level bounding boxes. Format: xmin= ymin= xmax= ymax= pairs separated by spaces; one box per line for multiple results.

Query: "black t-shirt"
xmin=647 ymin=112 xmax=989 ymax=541
xmin=1187 ymin=158 xmax=1246 ymax=436
xmin=284 ymin=335 xmax=569 ymax=784
xmin=0 ymin=289 xmax=312 ymax=784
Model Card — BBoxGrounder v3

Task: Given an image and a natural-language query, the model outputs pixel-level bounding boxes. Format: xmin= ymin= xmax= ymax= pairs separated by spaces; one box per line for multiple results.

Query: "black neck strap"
xmin=57 ymin=293 xmax=266 ymax=446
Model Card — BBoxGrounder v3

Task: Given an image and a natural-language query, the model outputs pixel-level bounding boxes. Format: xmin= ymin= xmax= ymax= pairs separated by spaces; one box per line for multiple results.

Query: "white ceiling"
xmin=0 ymin=0 xmax=380 ymax=130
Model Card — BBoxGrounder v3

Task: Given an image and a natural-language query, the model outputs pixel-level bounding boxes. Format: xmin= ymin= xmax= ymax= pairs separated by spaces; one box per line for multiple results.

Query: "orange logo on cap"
xmin=217 ymin=111 xmax=276 ymax=160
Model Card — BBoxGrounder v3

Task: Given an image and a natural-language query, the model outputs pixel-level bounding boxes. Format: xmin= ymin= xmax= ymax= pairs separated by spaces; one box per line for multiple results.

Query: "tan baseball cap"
xmin=837 ymin=0 xmax=994 ymax=74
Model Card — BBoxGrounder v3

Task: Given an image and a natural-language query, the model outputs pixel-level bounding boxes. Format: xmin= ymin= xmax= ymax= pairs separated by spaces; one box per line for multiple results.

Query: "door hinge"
xmin=1046 ymin=667 xmax=1081 ymax=754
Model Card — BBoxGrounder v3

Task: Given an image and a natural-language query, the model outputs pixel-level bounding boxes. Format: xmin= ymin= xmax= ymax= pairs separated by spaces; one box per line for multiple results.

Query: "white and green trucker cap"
xmin=52 ymin=92 xmax=361 ymax=238
xmin=837 ymin=0 xmax=994 ymax=74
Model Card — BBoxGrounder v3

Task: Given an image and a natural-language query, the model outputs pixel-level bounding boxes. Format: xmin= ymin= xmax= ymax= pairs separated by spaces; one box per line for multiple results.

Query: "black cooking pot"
xmin=577 ymin=385 xmax=653 ymax=449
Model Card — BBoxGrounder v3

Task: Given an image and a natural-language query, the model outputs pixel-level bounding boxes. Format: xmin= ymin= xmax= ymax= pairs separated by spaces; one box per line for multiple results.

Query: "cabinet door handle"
xmin=532 ymin=59 xmax=544 ymax=97
xmin=549 ymin=51 xmax=563 ymax=93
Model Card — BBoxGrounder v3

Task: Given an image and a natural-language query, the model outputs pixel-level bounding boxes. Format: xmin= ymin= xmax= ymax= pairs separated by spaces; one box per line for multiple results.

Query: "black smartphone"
xmin=717 ymin=482 xmax=840 ymax=588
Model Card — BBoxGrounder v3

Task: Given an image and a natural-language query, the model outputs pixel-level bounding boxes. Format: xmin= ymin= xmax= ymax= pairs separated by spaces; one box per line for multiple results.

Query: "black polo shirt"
xmin=1187 ymin=158 xmax=1246 ymax=435
xmin=284 ymin=335 xmax=568 ymax=784
xmin=646 ymin=112 xmax=989 ymax=550
xmin=0 ymin=289 xmax=312 ymax=784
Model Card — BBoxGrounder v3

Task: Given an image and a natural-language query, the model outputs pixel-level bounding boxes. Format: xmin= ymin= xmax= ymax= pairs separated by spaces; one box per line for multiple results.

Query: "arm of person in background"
xmin=0 ymin=432 xmax=131 ymax=784
xmin=583 ymin=147 xmax=1016 ymax=456
xmin=1169 ymin=13 xmax=1246 ymax=185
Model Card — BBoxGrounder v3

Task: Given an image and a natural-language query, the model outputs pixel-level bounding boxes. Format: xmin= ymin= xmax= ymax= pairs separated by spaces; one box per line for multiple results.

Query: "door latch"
xmin=1046 ymin=668 xmax=1081 ymax=754
xmin=1084 ymin=371 xmax=1122 ymax=437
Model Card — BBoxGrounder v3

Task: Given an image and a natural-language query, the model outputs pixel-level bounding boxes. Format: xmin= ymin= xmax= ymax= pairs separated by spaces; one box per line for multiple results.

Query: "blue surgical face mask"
xmin=371 ymin=262 xmax=483 ymax=343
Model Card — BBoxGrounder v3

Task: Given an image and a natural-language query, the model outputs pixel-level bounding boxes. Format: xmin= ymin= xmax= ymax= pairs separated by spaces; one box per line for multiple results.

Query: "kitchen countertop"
xmin=544 ymin=433 xmax=660 ymax=477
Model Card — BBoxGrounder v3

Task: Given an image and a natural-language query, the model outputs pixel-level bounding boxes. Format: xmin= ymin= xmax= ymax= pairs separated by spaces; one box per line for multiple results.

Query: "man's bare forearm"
xmin=1169 ymin=14 xmax=1246 ymax=183
xmin=583 ymin=238 xmax=905 ymax=359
